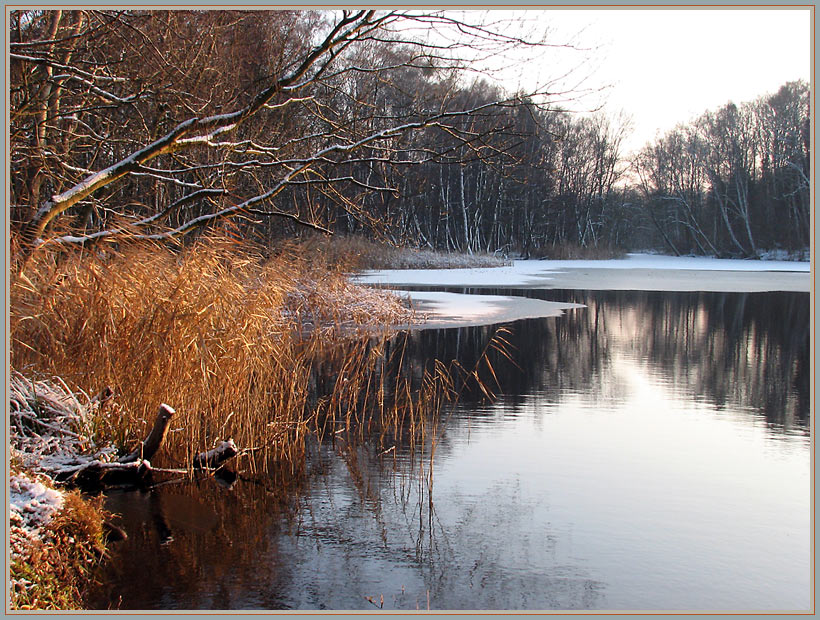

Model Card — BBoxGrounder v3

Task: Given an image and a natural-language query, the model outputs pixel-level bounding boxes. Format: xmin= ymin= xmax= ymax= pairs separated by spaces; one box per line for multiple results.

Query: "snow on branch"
xmin=14 ymin=9 xmax=569 ymax=263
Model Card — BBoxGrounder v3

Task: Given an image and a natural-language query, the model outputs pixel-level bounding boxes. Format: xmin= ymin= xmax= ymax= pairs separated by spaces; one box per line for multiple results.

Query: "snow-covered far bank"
xmin=351 ymin=253 xmax=810 ymax=328
xmin=398 ymin=291 xmax=584 ymax=330
xmin=353 ymin=253 xmax=811 ymax=293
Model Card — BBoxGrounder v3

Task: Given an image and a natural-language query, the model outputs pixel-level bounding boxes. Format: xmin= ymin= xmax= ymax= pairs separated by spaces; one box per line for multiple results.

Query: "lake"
xmin=88 ymin=288 xmax=811 ymax=611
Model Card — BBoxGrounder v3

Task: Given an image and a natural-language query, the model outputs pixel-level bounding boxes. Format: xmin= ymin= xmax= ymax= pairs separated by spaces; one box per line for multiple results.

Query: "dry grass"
xmin=10 ymin=235 xmax=416 ymax=468
xmin=9 ymin=233 xmax=512 ymax=611
xmin=10 ymin=488 xmax=109 ymax=610
xmin=525 ymin=242 xmax=626 ymax=260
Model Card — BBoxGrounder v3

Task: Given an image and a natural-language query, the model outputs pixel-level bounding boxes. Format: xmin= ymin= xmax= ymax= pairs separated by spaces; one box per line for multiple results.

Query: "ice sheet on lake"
xmin=353 ymin=253 xmax=810 ymax=328
xmin=400 ymin=291 xmax=584 ymax=330
xmin=354 ymin=253 xmax=811 ymax=293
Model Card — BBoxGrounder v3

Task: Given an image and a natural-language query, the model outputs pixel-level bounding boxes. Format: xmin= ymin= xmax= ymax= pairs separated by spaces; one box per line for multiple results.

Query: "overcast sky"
xmin=489 ymin=8 xmax=812 ymax=154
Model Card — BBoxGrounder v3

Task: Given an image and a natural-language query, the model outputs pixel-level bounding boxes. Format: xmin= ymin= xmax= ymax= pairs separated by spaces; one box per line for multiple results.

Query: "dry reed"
xmin=10 ymin=235 xmax=417 ymax=468
xmin=9 ymin=233 xmax=517 ymax=613
xmin=525 ymin=242 xmax=626 ymax=260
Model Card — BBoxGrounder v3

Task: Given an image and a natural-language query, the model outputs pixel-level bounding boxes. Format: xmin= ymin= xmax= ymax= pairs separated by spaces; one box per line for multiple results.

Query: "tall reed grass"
xmin=10 ymin=233 xmax=517 ymax=613
xmin=10 ymin=235 xmax=420 ymax=469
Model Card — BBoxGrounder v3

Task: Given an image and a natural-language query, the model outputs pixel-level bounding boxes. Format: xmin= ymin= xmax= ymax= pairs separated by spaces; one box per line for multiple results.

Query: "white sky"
xmin=487 ymin=8 xmax=812 ymax=155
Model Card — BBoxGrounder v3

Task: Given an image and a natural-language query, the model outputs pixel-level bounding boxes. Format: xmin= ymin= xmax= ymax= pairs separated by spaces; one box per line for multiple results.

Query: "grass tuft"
xmin=10 ymin=487 xmax=109 ymax=610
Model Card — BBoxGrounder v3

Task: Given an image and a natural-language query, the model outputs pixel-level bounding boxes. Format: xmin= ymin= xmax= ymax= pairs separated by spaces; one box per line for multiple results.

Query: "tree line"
xmin=9 ymin=10 xmax=810 ymax=264
xmin=632 ymin=81 xmax=810 ymax=257
xmin=311 ymin=77 xmax=809 ymax=259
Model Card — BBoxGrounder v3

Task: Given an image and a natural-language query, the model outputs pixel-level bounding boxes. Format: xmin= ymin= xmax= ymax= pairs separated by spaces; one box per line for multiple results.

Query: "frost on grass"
xmin=9 ymin=371 xmax=114 ymax=564
xmin=282 ymin=272 xmax=418 ymax=335
xmin=372 ymin=246 xmax=511 ymax=270
xmin=9 ymin=473 xmax=65 ymax=559
xmin=9 ymin=470 xmax=64 ymax=606
xmin=10 ymin=370 xmax=116 ymax=476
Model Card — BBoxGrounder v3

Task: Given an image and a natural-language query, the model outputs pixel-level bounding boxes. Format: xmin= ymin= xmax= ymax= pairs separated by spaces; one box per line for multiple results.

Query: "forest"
xmin=10 ymin=9 xmax=810 ymax=264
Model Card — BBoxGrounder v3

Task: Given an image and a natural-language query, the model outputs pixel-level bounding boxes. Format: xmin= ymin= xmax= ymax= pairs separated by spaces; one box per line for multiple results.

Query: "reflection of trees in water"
xmin=400 ymin=289 xmax=809 ymax=434
xmin=88 ymin=464 xmax=305 ymax=609
xmin=559 ymin=290 xmax=811 ymax=432
xmin=395 ymin=311 xmax=613 ymax=409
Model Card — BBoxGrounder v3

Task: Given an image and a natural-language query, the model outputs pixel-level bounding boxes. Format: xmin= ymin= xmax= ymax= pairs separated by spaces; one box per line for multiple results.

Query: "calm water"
xmin=89 ymin=290 xmax=812 ymax=611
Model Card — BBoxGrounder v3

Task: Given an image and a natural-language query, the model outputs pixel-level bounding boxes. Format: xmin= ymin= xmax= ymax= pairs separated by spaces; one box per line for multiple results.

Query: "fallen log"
xmin=46 ymin=403 xmax=241 ymax=491
xmin=193 ymin=439 xmax=238 ymax=470
xmin=50 ymin=403 xmax=176 ymax=491
xmin=55 ymin=459 xmax=153 ymax=490
xmin=119 ymin=404 xmax=175 ymax=463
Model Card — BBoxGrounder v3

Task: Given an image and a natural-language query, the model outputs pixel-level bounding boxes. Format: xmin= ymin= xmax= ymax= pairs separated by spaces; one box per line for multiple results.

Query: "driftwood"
xmin=119 ymin=403 xmax=175 ymax=463
xmin=49 ymin=403 xmax=240 ymax=491
xmin=56 ymin=458 xmax=154 ymax=489
xmin=51 ymin=404 xmax=173 ymax=491
xmin=193 ymin=439 xmax=238 ymax=470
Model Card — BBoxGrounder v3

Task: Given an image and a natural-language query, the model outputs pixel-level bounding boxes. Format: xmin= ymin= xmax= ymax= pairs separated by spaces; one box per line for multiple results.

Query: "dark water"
xmin=89 ymin=290 xmax=811 ymax=611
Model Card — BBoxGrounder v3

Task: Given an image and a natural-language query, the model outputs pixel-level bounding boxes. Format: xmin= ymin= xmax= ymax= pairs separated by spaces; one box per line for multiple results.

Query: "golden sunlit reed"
xmin=9 ymin=234 xmax=424 ymax=470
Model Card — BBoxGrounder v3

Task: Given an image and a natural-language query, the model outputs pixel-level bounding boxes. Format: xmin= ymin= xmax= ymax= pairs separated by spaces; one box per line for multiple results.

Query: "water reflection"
xmin=400 ymin=290 xmax=810 ymax=434
xmin=89 ymin=291 xmax=811 ymax=611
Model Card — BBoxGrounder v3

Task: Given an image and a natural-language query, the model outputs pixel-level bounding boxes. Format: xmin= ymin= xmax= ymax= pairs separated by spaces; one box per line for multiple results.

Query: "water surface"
xmin=89 ymin=290 xmax=811 ymax=611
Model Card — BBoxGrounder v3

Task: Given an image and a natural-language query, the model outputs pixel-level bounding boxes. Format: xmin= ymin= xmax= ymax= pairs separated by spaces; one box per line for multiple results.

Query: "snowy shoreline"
xmin=354 ymin=253 xmax=811 ymax=329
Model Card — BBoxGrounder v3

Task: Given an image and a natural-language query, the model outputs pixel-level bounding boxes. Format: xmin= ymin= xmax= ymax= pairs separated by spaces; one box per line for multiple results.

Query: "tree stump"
xmin=118 ymin=404 xmax=175 ymax=463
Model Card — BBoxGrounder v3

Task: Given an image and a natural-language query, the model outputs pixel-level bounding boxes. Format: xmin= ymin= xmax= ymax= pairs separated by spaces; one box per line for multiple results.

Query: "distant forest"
xmin=10 ymin=10 xmax=810 ymax=263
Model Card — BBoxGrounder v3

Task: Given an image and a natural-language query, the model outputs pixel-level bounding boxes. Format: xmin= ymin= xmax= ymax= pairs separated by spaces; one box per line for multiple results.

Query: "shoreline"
xmin=8 ymin=248 xmax=812 ymax=608
xmin=354 ymin=254 xmax=811 ymax=329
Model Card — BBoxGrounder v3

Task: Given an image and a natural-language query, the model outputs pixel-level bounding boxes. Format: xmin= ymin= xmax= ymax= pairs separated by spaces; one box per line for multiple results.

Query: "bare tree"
xmin=10 ymin=9 xmax=577 ymax=269
xmin=631 ymin=81 xmax=810 ymax=257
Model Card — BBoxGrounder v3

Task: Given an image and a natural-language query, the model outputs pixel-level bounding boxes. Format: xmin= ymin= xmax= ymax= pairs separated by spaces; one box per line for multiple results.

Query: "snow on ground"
xmin=353 ymin=253 xmax=811 ymax=329
xmin=9 ymin=472 xmax=65 ymax=558
xmin=8 ymin=371 xmax=116 ymax=566
xmin=10 ymin=473 xmax=64 ymax=535
xmin=534 ymin=253 xmax=810 ymax=272
xmin=354 ymin=260 xmax=555 ymax=288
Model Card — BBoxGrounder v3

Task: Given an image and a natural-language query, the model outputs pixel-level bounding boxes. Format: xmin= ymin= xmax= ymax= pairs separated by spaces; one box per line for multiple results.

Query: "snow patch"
xmin=10 ymin=473 xmax=65 ymax=533
xmin=8 ymin=371 xmax=116 ymax=563
xmin=353 ymin=261 xmax=554 ymax=288
xmin=9 ymin=472 xmax=65 ymax=558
